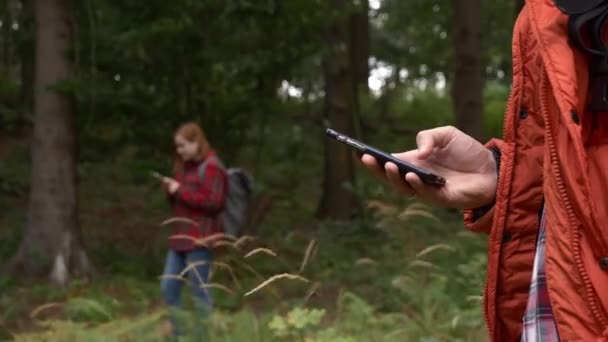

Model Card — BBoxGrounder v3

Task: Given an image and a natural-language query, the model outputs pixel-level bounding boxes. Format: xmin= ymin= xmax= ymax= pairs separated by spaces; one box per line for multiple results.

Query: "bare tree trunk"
xmin=451 ymin=0 xmax=484 ymax=140
xmin=19 ymin=0 xmax=34 ymax=127
xmin=317 ymin=0 xmax=359 ymax=220
xmin=349 ymin=0 xmax=369 ymax=140
xmin=9 ymin=0 xmax=92 ymax=285
xmin=349 ymin=0 xmax=369 ymax=90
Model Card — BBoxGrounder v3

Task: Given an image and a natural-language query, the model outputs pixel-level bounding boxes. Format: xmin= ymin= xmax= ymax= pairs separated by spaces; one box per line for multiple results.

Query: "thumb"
xmin=416 ymin=126 xmax=456 ymax=160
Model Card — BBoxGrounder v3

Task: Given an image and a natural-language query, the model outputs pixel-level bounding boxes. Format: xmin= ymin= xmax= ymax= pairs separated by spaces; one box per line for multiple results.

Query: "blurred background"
xmin=0 ymin=0 xmax=524 ymax=340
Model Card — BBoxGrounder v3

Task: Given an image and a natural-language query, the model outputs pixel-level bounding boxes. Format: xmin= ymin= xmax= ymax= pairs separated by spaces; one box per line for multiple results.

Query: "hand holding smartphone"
xmin=151 ymin=171 xmax=181 ymax=195
xmin=150 ymin=171 xmax=165 ymax=181
xmin=325 ymin=128 xmax=446 ymax=187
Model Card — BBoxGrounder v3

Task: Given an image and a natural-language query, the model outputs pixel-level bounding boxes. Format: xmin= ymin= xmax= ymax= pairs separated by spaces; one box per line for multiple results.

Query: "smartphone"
xmin=325 ymin=128 xmax=446 ymax=187
xmin=150 ymin=171 xmax=165 ymax=181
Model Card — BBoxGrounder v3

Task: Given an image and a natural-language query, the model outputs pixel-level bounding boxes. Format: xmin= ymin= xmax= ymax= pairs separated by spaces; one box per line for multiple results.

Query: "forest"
xmin=0 ymin=0 xmax=524 ymax=340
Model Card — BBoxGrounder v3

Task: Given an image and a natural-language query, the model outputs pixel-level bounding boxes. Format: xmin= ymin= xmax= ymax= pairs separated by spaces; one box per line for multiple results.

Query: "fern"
xmin=65 ymin=298 xmax=114 ymax=323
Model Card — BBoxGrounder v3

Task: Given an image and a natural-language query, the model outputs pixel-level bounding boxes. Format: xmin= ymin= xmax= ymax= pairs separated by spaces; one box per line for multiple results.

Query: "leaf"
xmin=268 ymin=316 xmax=289 ymax=337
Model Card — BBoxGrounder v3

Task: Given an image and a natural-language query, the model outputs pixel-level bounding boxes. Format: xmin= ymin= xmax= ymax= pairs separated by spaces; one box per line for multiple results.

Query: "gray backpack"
xmin=199 ymin=157 xmax=254 ymax=237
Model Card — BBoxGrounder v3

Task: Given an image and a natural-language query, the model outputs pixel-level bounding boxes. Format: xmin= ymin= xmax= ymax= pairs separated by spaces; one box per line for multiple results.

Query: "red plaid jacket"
xmin=168 ymin=151 xmax=228 ymax=251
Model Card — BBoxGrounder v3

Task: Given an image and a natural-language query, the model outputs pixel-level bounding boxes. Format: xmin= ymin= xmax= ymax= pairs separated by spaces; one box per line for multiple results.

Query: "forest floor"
xmin=0 ymin=137 xmax=490 ymax=341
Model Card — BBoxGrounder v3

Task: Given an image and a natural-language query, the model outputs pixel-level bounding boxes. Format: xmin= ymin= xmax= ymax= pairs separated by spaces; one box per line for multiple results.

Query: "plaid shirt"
xmin=168 ymin=152 xmax=228 ymax=251
xmin=521 ymin=205 xmax=559 ymax=342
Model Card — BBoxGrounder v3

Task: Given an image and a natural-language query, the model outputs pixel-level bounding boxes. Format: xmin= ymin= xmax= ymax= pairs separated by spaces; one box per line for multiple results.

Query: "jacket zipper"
xmin=540 ymin=71 xmax=608 ymax=329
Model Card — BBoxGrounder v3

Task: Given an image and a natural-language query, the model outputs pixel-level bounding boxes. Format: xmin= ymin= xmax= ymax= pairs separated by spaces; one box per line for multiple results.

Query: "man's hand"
xmin=361 ymin=126 xmax=498 ymax=209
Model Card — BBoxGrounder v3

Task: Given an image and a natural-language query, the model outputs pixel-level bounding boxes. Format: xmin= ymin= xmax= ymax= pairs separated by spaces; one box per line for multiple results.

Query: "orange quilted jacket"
xmin=464 ymin=1 xmax=608 ymax=341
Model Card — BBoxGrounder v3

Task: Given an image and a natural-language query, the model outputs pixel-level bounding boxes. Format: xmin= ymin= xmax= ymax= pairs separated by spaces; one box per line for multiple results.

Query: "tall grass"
xmin=9 ymin=200 xmax=488 ymax=341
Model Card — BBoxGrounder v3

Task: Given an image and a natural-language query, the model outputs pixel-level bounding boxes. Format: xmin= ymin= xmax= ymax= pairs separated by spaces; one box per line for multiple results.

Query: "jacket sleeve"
xmin=175 ymin=163 xmax=227 ymax=213
xmin=463 ymin=138 xmax=504 ymax=234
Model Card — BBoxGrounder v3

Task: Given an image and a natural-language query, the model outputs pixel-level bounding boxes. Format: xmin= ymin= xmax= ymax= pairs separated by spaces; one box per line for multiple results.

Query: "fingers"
xmin=391 ymin=150 xmax=419 ymax=163
xmin=162 ymin=177 xmax=177 ymax=184
xmin=385 ymin=162 xmax=415 ymax=196
xmin=361 ymin=154 xmax=385 ymax=179
xmin=405 ymin=172 xmax=444 ymax=204
xmin=361 ymin=154 xmax=416 ymax=197
xmin=416 ymin=126 xmax=457 ymax=160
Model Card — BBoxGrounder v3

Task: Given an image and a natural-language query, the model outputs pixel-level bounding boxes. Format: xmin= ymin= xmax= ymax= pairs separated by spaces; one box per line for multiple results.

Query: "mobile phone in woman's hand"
xmin=150 ymin=171 xmax=165 ymax=181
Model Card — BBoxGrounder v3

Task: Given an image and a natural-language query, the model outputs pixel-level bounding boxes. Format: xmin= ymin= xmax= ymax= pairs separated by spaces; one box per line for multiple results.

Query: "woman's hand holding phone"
xmin=361 ymin=126 xmax=498 ymax=209
xmin=151 ymin=171 xmax=181 ymax=195
xmin=162 ymin=177 xmax=181 ymax=195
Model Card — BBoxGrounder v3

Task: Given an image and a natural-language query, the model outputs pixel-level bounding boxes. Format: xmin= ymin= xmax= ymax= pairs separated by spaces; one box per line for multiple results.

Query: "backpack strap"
xmin=557 ymin=0 xmax=608 ymax=111
xmin=198 ymin=155 xmax=225 ymax=181
xmin=555 ymin=0 xmax=606 ymax=16
xmin=198 ymin=159 xmax=209 ymax=182
xmin=565 ymin=2 xmax=608 ymax=55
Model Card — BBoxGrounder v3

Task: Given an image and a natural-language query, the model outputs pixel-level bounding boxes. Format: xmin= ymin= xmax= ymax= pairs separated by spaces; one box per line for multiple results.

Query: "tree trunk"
xmin=451 ymin=0 xmax=484 ymax=140
xmin=19 ymin=0 xmax=34 ymax=126
xmin=9 ymin=0 xmax=91 ymax=285
xmin=317 ymin=0 xmax=359 ymax=220
xmin=349 ymin=0 xmax=369 ymax=140
xmin=349 ymin=0 xmax=369 ymax=90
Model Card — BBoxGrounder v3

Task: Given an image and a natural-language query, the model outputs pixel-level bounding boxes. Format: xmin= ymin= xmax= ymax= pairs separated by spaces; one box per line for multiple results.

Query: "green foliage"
xmin=210 ymin=310 xmax=275 ymax=342
xmin=375 ymin=0 xmax=515 ymax=85
xmin=0 ymin=0 xmax=519 ymax=156
xmin=66 ymin=0 xmax=332 ymax=161
xmin=14 ymin=310 xmax=166 ymax=342
xmin=0 ymin=2 xmax=516 ymax=339
xmin=386 ymin=88 xmax=453 ymax=130
xmin=1 ymin=84 xmax=492 ymax=340
xmin=65 ymin=298 xmax=116 ymax=323
xmin=0 ymin=142 xmax=30 ymax=195
xmin=5 ymin=215 xmax=488 ymax=341
xmin=13 ymin=289 xmax=482 ymax=342
xmin=0 ymin=77 xmax=22 ymax=132
xmin=269 ymin=307 xmax=326 ymax=339
xmin=484 ymin=81 xmax=510 ymax=139
xmin=0 ymin=143 xmax=30 ymax=263
xmin=0 ymin=323 xmax=12 ymax=341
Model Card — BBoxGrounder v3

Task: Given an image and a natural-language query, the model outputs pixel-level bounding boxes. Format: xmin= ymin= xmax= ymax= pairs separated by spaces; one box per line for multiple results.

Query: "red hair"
xmin=173 ymin=122 xmax=211 ymax=174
